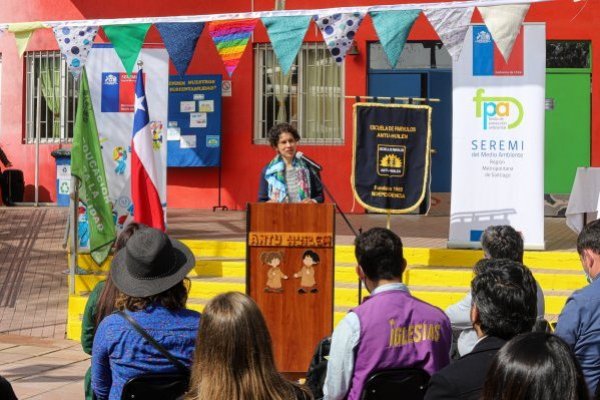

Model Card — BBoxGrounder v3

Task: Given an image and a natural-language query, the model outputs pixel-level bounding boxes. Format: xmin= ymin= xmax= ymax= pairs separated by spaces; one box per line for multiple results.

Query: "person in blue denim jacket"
xmin=556 ymin=219 xmax=600 ymax=394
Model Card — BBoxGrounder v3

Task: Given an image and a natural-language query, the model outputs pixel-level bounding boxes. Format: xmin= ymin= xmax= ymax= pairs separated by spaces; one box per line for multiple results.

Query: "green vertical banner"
xmin=71 ymin=68 xmax=116 ymax=265
xmin=352 ymin=103 xmax=432 ymax=213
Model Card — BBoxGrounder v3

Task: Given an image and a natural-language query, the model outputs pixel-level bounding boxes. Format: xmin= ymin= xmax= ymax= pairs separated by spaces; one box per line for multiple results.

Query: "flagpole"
xmin=35 ymin=77 xmax=41 ymax=207
xmin=69 ymin=176 xmax=78 ymax=295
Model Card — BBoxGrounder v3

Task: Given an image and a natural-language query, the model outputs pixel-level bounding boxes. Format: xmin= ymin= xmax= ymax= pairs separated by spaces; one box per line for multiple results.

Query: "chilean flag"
xmin=131 ymin=69 xmax=165 ymax=231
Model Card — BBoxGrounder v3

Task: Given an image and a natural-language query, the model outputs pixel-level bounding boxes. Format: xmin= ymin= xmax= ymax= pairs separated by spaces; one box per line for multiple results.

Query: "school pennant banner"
xmin=370 ymin=10 xmax=421 ymax=68
xmin=262 ymin=15 xmax=312 ymax=76
xmin=352 ymin=103 xmax=432 ymax=213
xmin=208 ymin=19 xmax=258 ymax=77
xmin=102 ymin=24 xmax=152 ymax=76
xmin=8 ymin=22 xmax=45 ymax=57
xmin=423 ymin=7 xmax=475 ymax=62
xmin=478 ymin=4 xmax=530 ymax=61
xmin=53 ymin=25 xmax=99 ymax=79
xmin=155 ymin=22 xmax=204 ymax=76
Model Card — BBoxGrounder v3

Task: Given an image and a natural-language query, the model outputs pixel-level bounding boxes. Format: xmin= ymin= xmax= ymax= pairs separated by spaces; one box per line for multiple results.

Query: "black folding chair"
xmin=360 ymin=368 xmax=430 ymax=400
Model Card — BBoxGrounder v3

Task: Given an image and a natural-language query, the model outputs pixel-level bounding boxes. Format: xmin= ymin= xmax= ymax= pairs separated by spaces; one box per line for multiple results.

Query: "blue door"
xmin=367 ymin=70 xmax=453 ymax=192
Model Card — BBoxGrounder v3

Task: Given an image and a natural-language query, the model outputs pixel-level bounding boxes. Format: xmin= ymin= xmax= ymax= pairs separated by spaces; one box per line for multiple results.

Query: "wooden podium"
xmin=247 ymin=203 xmax=335 ymax=373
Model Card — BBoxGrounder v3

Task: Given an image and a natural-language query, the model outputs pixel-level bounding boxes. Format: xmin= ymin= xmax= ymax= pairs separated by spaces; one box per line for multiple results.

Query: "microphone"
xmin=296 ymin=151 xmax=323 ymax=172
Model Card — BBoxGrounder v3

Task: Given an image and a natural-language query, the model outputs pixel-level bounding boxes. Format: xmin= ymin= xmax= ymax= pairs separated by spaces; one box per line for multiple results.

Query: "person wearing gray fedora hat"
xmin=91 ymin=226 xmax=200 ymax=400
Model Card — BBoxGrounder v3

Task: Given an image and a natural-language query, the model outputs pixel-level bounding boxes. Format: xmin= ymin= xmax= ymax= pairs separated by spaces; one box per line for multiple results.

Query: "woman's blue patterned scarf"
xmin=265 ymin=154 xmax=311 ymax=202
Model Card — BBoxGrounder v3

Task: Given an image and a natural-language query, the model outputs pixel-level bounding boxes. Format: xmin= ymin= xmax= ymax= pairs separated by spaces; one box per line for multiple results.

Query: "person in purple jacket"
xmin=323 ymin=228 xmax=452 ymax=400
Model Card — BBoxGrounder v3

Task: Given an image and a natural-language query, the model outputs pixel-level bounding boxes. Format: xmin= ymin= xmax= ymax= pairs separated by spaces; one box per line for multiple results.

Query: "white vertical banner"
xmin=449 ymin=23 xmax=545 ymax=249
xmin=84 ymin=44 xmax=168 ymax=237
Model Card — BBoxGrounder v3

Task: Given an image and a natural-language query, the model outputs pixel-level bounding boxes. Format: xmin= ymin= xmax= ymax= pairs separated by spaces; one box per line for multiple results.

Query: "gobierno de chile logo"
xmin=473 ymin=88 xmax=523 ymax=130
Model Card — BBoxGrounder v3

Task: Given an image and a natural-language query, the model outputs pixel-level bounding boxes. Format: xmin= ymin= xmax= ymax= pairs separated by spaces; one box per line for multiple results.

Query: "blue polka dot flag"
xmin=370 ymin=10 xmax=421 ymax=69
xmin=52 ymin=25 xmax=99 ymax=79
xmin=314 ymin=13 xmax=365 ymax=65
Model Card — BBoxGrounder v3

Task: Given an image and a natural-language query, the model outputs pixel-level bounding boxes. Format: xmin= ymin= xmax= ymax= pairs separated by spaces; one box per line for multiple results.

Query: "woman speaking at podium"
xmin=258 ymin=123 xmax=324 ymax=203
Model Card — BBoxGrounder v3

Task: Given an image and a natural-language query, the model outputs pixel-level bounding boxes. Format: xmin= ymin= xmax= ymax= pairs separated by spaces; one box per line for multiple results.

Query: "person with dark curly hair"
xmin=425 ymin=258 xmax=538 ymax=400
xmin=258 ymin=123 xmax=324 ymax=203
xmin=91 ymin=226 xmax=200 ymax=400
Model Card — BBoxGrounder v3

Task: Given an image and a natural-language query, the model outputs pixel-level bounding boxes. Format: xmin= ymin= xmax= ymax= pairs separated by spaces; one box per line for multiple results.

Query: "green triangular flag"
xmin=102 ymin=24 xmax=151 ymax=76
xmin=8 ymin=22 xmax=45 ymax=58
xmin=262 ymin=16 xmax=311 ymax=76
xmin=370 ymin=10 xmax=421 ymax=68
xmin=71 ymin=68 xmax=116 ymax=265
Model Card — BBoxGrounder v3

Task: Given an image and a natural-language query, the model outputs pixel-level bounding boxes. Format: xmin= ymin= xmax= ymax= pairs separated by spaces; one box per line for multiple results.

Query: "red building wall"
xmin=0 ymin=0 xmax=596 ymax=210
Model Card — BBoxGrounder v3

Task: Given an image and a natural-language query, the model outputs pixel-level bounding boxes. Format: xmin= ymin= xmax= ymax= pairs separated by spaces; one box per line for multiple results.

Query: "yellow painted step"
xmin=405 ymin=267 xmax=588 ymax=292
xmin=71 ymin=241 xmax=581 ymax=276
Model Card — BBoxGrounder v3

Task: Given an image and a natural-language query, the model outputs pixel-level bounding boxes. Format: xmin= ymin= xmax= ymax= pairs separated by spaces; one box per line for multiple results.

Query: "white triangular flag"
xmin=423 ymin=7 xmax=474 ymax=62
xmin=478 ymin=4 xmax=530 ymax=61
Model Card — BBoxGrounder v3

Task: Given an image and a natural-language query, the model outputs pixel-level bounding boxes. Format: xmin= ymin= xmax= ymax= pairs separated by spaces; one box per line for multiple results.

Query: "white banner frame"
xmin=449 ymin=23 xmax=546 ymax=250
xmin=79 ymin=44 xmax=168 ymax=247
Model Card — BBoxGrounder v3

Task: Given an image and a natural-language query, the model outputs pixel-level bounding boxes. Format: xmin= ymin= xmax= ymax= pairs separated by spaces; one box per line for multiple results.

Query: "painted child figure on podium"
xmin=295 ymin=250 xmax=320 ymax=294
xmin=263 ymin=251 xmax=288 ymax=293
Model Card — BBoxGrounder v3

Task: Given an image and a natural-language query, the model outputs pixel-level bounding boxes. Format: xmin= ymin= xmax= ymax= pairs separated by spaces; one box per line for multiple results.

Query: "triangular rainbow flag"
xmin=208 ymin=19 xmax=258 ymax=77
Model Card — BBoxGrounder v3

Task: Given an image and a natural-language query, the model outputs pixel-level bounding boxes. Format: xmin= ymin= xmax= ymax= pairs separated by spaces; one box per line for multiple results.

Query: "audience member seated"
xmin=556 ymin=219 xmax=600 ymax=394
xmin=91 ymin=226 xmax=200 ymax=400
xmin=482 ymin=332 xmax=589 ymax=400
xmin=323 ymin=228 xmax=451 ymax=400
xmin=445 ymin=225 xmax=545 ymax=356
xmin=184 ymin=291 xmax=311 ymax=400
xmin=425 ymin=258 xmax=538 ymax=400
xmin=81 ymin=222 xmax=140 ymax=400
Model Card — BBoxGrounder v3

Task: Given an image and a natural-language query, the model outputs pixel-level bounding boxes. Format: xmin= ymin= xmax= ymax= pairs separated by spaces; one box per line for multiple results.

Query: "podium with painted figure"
xmin=246 ymin=202 xmax=335 ymax=373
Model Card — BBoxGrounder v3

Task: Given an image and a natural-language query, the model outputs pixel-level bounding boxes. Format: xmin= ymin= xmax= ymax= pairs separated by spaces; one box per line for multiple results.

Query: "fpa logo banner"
xmin=473 ymin=88 xmax=524 ymax=130
xmin=450 ymin=24 xmax=546 ymax=250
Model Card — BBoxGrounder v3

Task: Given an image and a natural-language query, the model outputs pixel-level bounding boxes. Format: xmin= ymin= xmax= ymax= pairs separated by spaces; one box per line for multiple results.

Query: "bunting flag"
xmin=8 ymin=22 xmax=45 ymax=58
xmin=52 ymin=25 xmax=98 ymax=79
xmin=208 ymin=19 xmax=258 ymax=77
xmin=131 ymin=68 xmax=166 ymax=231
xmin=71 ymin=68 xmax=116 ymax=265
xmin=155 ymin=22 xmax=204 ymax=76
xmin=102 ymin=24 xmax=151 ymax=76
xmin=370 ymin=10 xmax=421 ymax=68
xmin=314 ymin=13 xmax=365 ymax=64
xmin=478 ymin=4 xmax=530 ymax=61
xmin=262 ymin=16 xmax=311 ymax=76
xmin=423 ymin=7 xmax=475 ymax=62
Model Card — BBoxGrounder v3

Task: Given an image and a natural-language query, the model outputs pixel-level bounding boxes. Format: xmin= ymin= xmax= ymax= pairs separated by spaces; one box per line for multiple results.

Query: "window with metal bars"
xmin=25 ymin=51 xmax=78 ymax=143
xmin=254 ymin=43 xmax=344 ymax=145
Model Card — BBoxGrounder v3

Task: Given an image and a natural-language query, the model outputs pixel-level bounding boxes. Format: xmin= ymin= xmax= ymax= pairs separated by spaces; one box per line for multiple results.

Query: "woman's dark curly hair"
xmin=267 ymin=123 xmax=300 ymax=148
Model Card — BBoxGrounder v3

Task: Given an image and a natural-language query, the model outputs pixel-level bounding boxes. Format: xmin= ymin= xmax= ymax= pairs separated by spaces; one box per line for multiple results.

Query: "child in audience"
xmin=482 ymin=332 xmax=589 ymax=400
xmin=185 ymin=292 xmax=312 ymax=400
xmin=81 ymin=222 xmax=140 ymax=400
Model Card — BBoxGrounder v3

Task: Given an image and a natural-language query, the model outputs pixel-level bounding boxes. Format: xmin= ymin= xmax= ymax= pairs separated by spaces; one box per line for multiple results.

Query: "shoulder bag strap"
xmin=117 ymin=311 xmax=189 ymax=374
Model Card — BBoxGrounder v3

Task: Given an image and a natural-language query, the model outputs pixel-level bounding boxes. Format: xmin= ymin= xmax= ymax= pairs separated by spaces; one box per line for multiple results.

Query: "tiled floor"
xmin=0 ymin=208 xmax=69 ymax=339
xmin=0 ymin=335 xmax=87 ymax=399
xmin=0 ymin=206 xmax=580 ymax=399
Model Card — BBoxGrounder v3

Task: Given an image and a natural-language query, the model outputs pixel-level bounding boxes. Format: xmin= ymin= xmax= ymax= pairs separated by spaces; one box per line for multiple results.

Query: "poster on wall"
xmin=77 ymin=44 xmax=169 ymax=250
xmin=167 ymin=75 xmax=222 ymax=167
xmin=449 ymin=23 xmax=546 ymax=249
xmin=352 ymin=103 xmax=432 ymax=213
